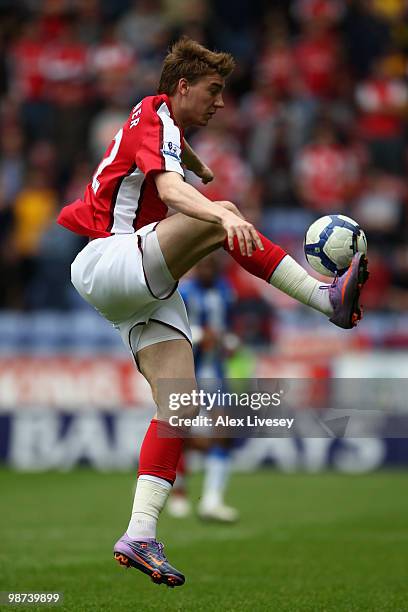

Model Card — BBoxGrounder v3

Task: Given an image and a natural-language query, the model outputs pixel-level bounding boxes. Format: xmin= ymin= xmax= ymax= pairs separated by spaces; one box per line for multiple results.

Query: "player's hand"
xmin=218 ymin=207 xmax=264 ymax=256
xmin=196 ymin=164 xmax=214 ymax=184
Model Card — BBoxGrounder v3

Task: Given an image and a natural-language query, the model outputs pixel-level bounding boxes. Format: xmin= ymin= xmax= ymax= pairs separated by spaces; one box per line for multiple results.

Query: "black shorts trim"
xmin=128 ymin=321 xmax=146 ymax=371
xmin=129 ymin=319 xmax=192 ymax=372
xmin=137 ymin=233 xmax=178 ymax=301
xmin=149 ymin=318 xmax=192 ymax=348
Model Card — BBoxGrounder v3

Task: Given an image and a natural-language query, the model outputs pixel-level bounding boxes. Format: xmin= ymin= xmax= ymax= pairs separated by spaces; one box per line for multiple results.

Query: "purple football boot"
xmin=113 ymin=533 xmax=185 ymax=587
xmin=328 ymin=252 xmax=369 ymax=329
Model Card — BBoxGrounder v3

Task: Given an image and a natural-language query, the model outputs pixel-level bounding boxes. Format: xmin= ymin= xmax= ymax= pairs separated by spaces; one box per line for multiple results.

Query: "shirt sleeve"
xmin=135 ymin=100 xmax=184 ymax=177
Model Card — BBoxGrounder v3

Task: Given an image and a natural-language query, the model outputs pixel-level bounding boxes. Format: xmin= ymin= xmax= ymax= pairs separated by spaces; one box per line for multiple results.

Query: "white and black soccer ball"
xmin=304 ymin=214 xmax=367 ymax=277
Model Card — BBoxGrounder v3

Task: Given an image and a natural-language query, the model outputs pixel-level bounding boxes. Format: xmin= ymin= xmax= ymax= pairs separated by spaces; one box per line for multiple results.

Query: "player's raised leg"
xmin=155 ymin=208 xmax=368 ymax=330
xmin=114 ymin=337 xmax=196 ymax=587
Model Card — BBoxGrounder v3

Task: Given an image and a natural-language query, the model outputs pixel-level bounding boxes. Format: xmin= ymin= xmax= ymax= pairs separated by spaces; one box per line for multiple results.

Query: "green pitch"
xmin=0 ymin=469 xmax=407 ymax=612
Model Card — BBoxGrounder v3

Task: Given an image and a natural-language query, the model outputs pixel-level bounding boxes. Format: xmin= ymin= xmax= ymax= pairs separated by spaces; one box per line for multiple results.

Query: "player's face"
xmin=184 ymin=74 xmax=225 ymax=127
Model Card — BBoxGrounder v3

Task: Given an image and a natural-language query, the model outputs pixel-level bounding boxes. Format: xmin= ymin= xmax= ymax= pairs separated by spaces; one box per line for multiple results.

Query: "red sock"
xmin=138 ymin=419 xmax=184 ymax=485
xmin=224 ymin=232 xmax=286 ymax=282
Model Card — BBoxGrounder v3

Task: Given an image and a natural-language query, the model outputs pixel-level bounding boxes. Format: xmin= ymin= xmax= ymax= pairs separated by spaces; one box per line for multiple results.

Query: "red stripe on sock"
xmin=224 ymin=232 xmax=286 ymax=282
xmin=138 ymin=419 xmax=184 ymax=485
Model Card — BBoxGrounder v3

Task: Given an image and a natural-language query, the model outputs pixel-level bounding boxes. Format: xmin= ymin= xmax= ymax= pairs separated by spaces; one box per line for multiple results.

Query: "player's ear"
xmin=178 ymin=78 xmax=190 ymax=96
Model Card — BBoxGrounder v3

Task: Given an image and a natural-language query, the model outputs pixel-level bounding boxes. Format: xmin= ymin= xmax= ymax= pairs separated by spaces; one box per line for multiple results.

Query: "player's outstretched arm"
xmin=154 ymin=171 xmax=262 ymax=256
xmin=182 ymin=139 xmax=214 ymax=184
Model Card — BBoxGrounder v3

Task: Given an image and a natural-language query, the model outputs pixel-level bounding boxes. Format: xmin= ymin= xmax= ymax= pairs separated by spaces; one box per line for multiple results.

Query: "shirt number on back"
xmin=92 ymin=128 xmax=123 ymax=194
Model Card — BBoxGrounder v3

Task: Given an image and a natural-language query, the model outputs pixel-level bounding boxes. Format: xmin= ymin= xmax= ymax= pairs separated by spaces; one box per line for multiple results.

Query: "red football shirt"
xmin=57 ymin=94 xmax=184 ymax=238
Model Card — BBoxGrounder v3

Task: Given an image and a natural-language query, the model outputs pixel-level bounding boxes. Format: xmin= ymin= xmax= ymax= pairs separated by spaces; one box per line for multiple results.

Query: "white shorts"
xmin=71 ymin=223 xmax=192 ymax=363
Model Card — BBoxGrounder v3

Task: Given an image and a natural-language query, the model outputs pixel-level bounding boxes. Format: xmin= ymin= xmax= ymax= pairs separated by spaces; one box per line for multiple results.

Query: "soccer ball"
xmin=304 ymin=214 xmax=367 ymax=277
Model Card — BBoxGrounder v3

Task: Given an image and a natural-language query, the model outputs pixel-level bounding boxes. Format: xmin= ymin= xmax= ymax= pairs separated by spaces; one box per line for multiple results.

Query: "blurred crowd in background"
xmin=1 ymin=0 xmax=408 ymax=347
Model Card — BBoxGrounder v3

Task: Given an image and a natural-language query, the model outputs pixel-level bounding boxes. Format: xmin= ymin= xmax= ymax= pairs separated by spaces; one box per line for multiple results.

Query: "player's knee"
xmin=216 ymin=201 xmax=244 ymax=224
xmin=218 ymin=200 xmax=240 ymax=216
xmin=156 ymin=400 xmax=200 ymax=421
xmin=177 ymin=402 xmax=200 ymax=419
xmin=150 ymin=381 xmax=200 ymax=419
